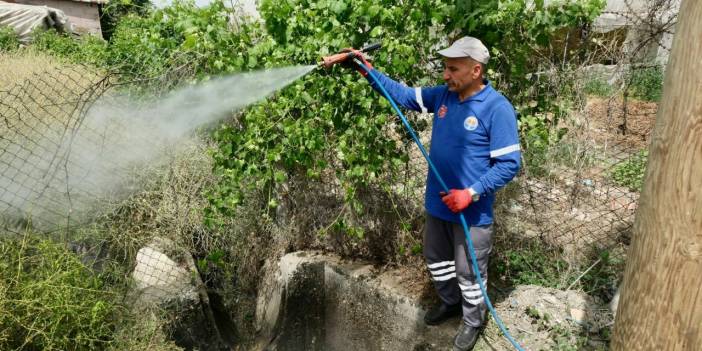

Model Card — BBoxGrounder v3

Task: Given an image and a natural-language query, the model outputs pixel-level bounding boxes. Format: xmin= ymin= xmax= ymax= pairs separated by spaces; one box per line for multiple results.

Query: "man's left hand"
xmin=340 ymin=48 xmax=373 ymax=76
xmin=440 ymin=189 xmax=472 ymax=213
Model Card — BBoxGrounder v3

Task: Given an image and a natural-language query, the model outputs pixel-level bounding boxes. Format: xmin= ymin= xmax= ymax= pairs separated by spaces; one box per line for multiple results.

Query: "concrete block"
xmin=255 ymin=251 xmax=457 ymax=351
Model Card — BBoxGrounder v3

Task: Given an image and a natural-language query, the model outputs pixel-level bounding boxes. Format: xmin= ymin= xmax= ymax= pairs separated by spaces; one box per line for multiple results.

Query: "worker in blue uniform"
xmin=345 ymin=36 xmax=521 ymax=351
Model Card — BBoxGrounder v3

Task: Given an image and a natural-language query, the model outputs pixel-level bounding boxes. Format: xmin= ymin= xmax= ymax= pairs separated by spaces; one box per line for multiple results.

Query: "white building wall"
xmin=14 ymin=0 xmax=102 ymax=37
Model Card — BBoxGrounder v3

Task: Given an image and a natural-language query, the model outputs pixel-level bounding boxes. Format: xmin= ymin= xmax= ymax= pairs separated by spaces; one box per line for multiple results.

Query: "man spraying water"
xmin=335 ymin=37 xmax=522 ymax=351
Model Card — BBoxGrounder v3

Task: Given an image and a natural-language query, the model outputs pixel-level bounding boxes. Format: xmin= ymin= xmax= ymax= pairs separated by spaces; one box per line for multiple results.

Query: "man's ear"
xmin=473 ymin=63 xmax=482 ymax=79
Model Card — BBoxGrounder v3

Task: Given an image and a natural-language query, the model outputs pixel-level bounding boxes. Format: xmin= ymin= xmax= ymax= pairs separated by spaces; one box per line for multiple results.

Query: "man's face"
xmin=442 ymin=57 xmax=482 ymax=93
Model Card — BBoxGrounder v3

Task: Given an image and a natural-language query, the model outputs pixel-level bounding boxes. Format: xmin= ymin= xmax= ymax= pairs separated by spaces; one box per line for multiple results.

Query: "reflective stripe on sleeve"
xmin=415 ymin=87 xmax=427 ymax=113
xmin=490 ymin=144 xmax=521 ymax=158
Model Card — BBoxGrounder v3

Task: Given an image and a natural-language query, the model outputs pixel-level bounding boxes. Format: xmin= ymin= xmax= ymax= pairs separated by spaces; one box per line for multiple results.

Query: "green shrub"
xmin=454 ymin=0 xmax=605 ymax=164
xmin=106 ymin=1 xmax=267 ymax=85
xmin=23 ymin=0 xmax=608 ymax=266
xmin=492 ymin=240 xmax=570 ymax=288
xmin=206 ymin=0 xmax=453 ymax=224
xmin=25 ymin=0 xmax=607 ymax=230
xmin=611 ymin=149 xmax=648 ymax=191
xmin=0 ymin=232 xmax=188 ymax=350
xmin=627 ymin=65 xmax=664 ymax=101
xmin=0 ymin=234 xmax=121 ymax=350
xmin=579 ymin=249 xmax=624 ymax=300
xmin=0 ymin=25 xmax=20 ymax=51
xmin=584 ymin=77 xmax=614 ymax=97
xmin=100 ymin=0 xmax=152 ymax=40
xmin=32 ymin=29 xmax=108 ymax=66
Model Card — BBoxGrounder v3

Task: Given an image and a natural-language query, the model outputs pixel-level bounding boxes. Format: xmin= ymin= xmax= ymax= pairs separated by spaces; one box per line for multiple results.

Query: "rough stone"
xmin=482 ymin=285 xmax=613 ymax=350
xmin=570 ymin=308 xmax=587 ymax=323
xmin=131 ymin=237 xmax=199 ymax=304
xmin=130 ymin=237 xmax=230 ymax=350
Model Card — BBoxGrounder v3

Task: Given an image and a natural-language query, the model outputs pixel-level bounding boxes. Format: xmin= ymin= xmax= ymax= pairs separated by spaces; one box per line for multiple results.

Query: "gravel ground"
xmin=476 ymin=285 xmax=613 ymax=351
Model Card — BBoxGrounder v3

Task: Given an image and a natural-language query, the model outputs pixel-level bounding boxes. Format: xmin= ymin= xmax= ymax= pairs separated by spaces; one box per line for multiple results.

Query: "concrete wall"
xmin=13 ymin=0 xmax=102 ymax=37
xmin=592 ymin=0 xmax=680 ymax=65
xmin=537 ymin=0 xmax=680 ymax=65
xmin=255 ymin=252 xmax=457 ymax=351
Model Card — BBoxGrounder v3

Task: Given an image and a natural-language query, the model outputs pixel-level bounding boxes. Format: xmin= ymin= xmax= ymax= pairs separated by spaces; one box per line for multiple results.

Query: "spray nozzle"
xmin=318 ymin=42 xmax=382 ymax=69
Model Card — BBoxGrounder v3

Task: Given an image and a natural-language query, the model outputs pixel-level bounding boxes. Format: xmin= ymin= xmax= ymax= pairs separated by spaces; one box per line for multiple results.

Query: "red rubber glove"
xmin=341 ymin=48 xmax=373 ymax=76
xmin=440 ymin=189 xmax=472 ymax=213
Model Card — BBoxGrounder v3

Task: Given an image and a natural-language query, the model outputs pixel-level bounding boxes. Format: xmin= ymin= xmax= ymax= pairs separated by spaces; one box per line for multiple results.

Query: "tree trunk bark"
xmin=611 ymin=0 xmax=702 ymax=350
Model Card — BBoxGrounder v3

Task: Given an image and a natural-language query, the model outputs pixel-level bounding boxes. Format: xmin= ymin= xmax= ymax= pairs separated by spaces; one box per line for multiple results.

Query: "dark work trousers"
xmin=424 ymin=213 xmax=494 ymax=327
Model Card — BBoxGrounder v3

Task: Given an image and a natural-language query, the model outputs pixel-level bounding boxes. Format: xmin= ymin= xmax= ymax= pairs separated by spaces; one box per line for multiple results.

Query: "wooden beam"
xmin=611 ymin=0 xmax=702 ymax=349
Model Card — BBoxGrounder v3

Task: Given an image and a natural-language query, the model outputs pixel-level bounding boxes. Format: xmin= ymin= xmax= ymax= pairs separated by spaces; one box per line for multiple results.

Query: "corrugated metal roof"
xmin=64 ymin=0 xmax=109 ymax=4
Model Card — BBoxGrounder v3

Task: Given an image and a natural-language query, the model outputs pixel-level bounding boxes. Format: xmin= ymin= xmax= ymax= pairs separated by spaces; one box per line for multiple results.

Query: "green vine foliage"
xmin=206 ymin=0 xmax=453 ymax=222
xmin=32 ymin=29 xmax=109 ymax=66
xmin=207 ymin=0 xmax=605 ymax=221
xmin=100 ymin=0 xmax=152 ymax=40
xmin=105 ymin=1 xmax=270 ymax=87
xmin=627 ymin=65 xmax=664 ymax=102
xmin=27 ymin=0 xmax=605 ymax=241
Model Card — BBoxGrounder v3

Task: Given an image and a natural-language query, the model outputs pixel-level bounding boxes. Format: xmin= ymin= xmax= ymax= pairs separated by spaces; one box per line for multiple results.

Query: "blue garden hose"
xmin=358 ymin=63 xmax=525 ymax=351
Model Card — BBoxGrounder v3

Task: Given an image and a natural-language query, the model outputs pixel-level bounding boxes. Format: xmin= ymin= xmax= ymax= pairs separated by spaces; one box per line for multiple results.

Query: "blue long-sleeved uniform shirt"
xmin=366 ymin=69 xmax=521 ymax=225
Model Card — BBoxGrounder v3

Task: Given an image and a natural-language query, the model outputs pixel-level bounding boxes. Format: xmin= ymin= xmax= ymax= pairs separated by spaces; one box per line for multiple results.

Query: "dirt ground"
xmin=584 ymin=96 xmax=658 ymax=150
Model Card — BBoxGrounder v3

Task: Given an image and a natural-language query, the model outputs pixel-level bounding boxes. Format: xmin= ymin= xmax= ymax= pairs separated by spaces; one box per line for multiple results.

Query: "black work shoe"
xmin=423 ymin=302 xmax=461 ymax=325
xmin=453 ymin=323 xmax=480 ymax=351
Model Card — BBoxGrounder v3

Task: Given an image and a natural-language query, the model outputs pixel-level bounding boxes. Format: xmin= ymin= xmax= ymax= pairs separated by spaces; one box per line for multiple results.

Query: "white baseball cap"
xmin=437 ymin=36 xmax=490 ymax=64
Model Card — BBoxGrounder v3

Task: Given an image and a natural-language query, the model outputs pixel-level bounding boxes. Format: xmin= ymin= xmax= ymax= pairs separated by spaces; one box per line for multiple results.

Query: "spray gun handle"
xmin=360 ymin=43 xmax=382 ymax=53
xmin=319 ymin=42 xmax=382 ymax=69
xmin=359 ymin=43 xmax=383 ymax=52
xmin=320 ymin=52 xmax=356 ymax=68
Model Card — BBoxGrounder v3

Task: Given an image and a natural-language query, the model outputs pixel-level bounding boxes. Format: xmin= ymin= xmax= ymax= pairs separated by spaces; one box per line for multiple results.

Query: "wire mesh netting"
xmin=0 ymin=64 xmax=110 ymax=231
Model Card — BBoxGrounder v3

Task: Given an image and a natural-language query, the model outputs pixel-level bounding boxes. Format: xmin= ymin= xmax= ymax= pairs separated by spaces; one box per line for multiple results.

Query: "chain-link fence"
xmin=0 ymin=54 xmax=231 ymax=348
xmin=0 ymin=64 xmax=106 ymax=231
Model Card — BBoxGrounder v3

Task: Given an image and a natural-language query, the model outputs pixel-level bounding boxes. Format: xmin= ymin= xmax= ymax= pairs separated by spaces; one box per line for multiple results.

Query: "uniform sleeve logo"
xmin=464 ymin=116 xmax=479 ymax=131
xmin=438 ymin=105 xmax=448 ymax=118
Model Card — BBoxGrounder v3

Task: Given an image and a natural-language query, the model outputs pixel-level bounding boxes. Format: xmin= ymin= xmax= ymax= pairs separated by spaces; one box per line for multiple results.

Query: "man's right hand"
xmin=440 ymin=189 xmax=473 ymax=213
